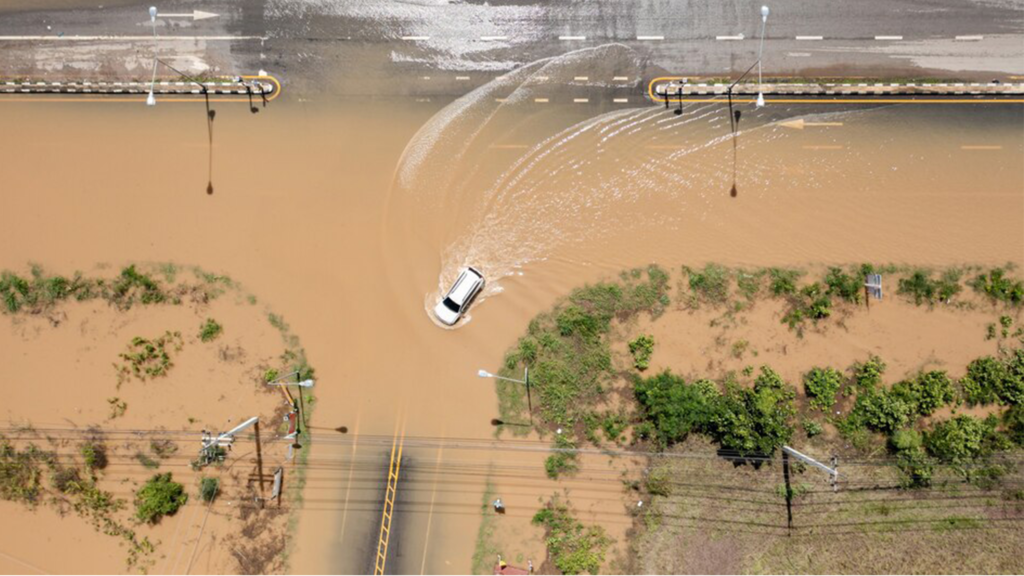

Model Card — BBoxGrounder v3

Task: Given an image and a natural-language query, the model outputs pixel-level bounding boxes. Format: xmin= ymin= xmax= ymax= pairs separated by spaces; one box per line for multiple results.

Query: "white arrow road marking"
xmin=158 ymin=10 xmax=219 ymax=20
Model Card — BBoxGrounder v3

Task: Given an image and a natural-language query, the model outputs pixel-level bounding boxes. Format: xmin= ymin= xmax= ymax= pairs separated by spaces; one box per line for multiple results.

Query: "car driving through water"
xmin=433 ymin=267 xmax=484 ymax=326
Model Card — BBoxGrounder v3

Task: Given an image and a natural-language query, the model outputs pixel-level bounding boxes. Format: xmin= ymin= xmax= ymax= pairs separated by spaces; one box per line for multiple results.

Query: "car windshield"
xmin=442 ymin=297 xmax=460 ymax=313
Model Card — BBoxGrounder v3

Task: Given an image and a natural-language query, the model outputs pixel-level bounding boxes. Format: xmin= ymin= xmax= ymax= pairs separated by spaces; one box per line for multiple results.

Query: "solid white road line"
xmin=716 ymin=34 xmax=744 ymax=40
xmin=875 ymin=35 xmax=904 ymax=40
xmin=956 ymin=35 xmax=983 ymax=41
xmin=636 ymin=35 xmax=664 ymax=40
xmin=613 ymin=76 xmax=630 ymax=81
xmin=796 ymin=35 xmax=823 ymax=40
xmin=559 ymin=35 xmax=586 ymax=40
xmin=480 ymin=36 xmax=508 ymax=41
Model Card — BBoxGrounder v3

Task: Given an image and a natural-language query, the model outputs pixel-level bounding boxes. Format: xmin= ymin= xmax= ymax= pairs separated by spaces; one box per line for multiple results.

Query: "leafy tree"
xmin=135 ymin=473 xmax=187 ymax=524
xmin=803 ymin=367 xmax=843 ymax=411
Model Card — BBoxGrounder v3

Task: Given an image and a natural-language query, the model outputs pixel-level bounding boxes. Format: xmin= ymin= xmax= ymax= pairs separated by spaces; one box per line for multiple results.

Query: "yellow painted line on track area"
xmin=374 ymin=417 xmax=405 ymax=576
xmin=647 ymin=76 xmax=1024 ymax=104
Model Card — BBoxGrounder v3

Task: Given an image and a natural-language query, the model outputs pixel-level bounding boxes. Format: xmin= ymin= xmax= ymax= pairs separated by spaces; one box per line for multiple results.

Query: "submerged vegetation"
xmin=0 ymin=263 xmax=239 ymax=314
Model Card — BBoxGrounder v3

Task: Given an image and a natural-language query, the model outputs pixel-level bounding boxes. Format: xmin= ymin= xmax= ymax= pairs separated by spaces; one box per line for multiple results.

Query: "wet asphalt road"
xmin=1 ymin=0 xmax=1022 ymax=96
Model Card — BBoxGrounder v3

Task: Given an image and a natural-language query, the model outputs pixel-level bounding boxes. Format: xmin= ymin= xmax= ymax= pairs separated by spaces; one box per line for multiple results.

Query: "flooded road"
xmin=0 ymin=55 xmax=1022 ymax=572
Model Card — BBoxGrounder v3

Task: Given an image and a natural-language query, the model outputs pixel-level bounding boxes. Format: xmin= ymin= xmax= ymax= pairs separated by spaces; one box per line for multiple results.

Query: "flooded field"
xmin=0 ymin=59 xmax=1022 ymax=573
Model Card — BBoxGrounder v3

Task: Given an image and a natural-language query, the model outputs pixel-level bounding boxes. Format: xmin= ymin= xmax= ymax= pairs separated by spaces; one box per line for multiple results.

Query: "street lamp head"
xmin=761 ymin=5 xmax=769 ymax=21
xmin=146 ymin=91 xmax=156 ymax=106
xmin=756 ymin=92 xmax=766 ymax=107
xmin=477 ymin=369 xmax=492 ymax=378
xmin=149 ymin=6 xmax=157 ymax=21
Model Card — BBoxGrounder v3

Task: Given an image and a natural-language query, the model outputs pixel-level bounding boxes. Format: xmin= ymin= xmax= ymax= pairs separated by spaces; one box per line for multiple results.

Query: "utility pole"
xmin=254 ymin=420 xmax=265 ymax=508
xmin=780 ymin=445 xmax=840 ymax=533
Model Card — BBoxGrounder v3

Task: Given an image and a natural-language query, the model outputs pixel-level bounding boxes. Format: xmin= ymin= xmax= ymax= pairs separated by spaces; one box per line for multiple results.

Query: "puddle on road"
xmin=0 ymin=70 xmax=1021 ymax=573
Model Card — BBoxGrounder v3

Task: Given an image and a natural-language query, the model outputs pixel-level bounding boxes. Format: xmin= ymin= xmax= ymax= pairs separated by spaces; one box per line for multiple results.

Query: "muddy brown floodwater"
xmin=0 ymin=70 xmax=1022 ymax=574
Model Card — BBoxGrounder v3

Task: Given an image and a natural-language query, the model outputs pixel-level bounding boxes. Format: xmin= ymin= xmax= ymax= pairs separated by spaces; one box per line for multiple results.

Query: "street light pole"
xmin=478 ymin=367 xmax=533 ymax=424
xmin=147 ymin=6 xmax=158 ymax=106
xmin=757 ymin=5 xmax=770 ymax=107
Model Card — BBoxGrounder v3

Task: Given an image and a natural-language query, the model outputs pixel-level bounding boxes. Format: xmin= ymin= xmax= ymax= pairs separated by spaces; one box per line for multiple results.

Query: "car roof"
xmin=448 ymin=269 xmax=482 ymax=303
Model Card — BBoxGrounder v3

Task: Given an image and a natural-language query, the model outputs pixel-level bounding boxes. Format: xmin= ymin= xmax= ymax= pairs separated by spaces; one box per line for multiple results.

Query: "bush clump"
xmin=198 ymin=318 xmax=223 ymax=343
xmin=803 ymin=367 xmax=843 ymax=411
xmin=0 ymin=438 xmax=44 ymax=504
xmin=891 ymin=370 xmax=956 ymax=416
xmin=898 ymin=269 xmax=961 ymax=305
xmin=115 ymin=331 xmax=184 ymax=383
xmin=969 ymin=268 xmax=1023 ymax=306
xmin=628 ymin=334 xmax=655 ymax=371
xmin=199 ymin=477 xmax=219 ymax=503
xmin=135 ymin=473 xmax=188 ymax=524
xmin=634 ymin=371 xmax=718 ymax=446
xmin=707 ymin=367 xmax=796 ymax=457
xmin=532 ymin=498 xmax=611 ymax=575
xmin=924 ymin=415 xmax=1009 ymax=482
xmin=824 ymin=267 xmax=862 ymax=304
xmin=768 ymin=268 xmax=801 ymax=297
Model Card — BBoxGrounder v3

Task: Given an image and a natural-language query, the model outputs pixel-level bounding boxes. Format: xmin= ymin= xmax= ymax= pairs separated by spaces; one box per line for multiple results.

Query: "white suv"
xmin=434 ymin=267 xmax=485 ymax=326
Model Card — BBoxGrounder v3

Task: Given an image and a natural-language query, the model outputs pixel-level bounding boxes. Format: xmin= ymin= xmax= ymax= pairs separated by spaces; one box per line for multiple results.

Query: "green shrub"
xmin=706 ymin=367 xmax=796 ymax=456
xmin=802 ymin=419 xmax=823 ymax=438
xmin=970 ymin=268 xmax=1023 ymax=305
xmin=557 ymin=305 xmax=605 ymax=339
xmin=850 ymin=389 xmax=914 ymax=435
xmin=532 ymin=499 xmax=611 ymax=575
xmin=628 ymin=334 xmax=655 ymax=371
xmin=600 ymin=413 xmax=628 ymax=443
xmin=198 ymin=318 xmax=223 ymax=342
xmin=736 ymin=270 xmax=764 ymax=301
xmin=1004 ymin=405 xmax=1024 ymax=446
xmin=852 ymin=355 xmax=887 ymax=392
xmin=960 ymin=356 xmax=1006 ymax=406
xmin=685 ymin=264 xmax=729 ymax=304
xmin=768 ymin=268 xmax=801 ymax=297
xmin=896 ymin=449 xmax=934 ymax=488
xmin=135 ymin=473 xmax=187 ymax=524
xmin=199 ymin=477 xmax=219 ymax=503
xmin=898 ymin=269 xmax=961 ymax=305
xmin=803 ymin=367 xmax=843 ymax=411
xmin=634 ymin=371 xmax=718 ymax=446
xmin=925 ymin=415 xmax=1002 ymax=470
xmin=892 ymin=371 xmax=955 ymax=416
xmin=824 ymin=267 xmax=862 ymax=303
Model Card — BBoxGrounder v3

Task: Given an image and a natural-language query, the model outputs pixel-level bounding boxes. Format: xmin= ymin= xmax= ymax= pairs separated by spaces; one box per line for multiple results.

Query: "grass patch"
xmin=533 ymin=496 xmax=612 ymax=575
xmin=471 ymin=481 xmax=501 ymax=575
xmin=969 ymin=268 xmax=1023 ymax=306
